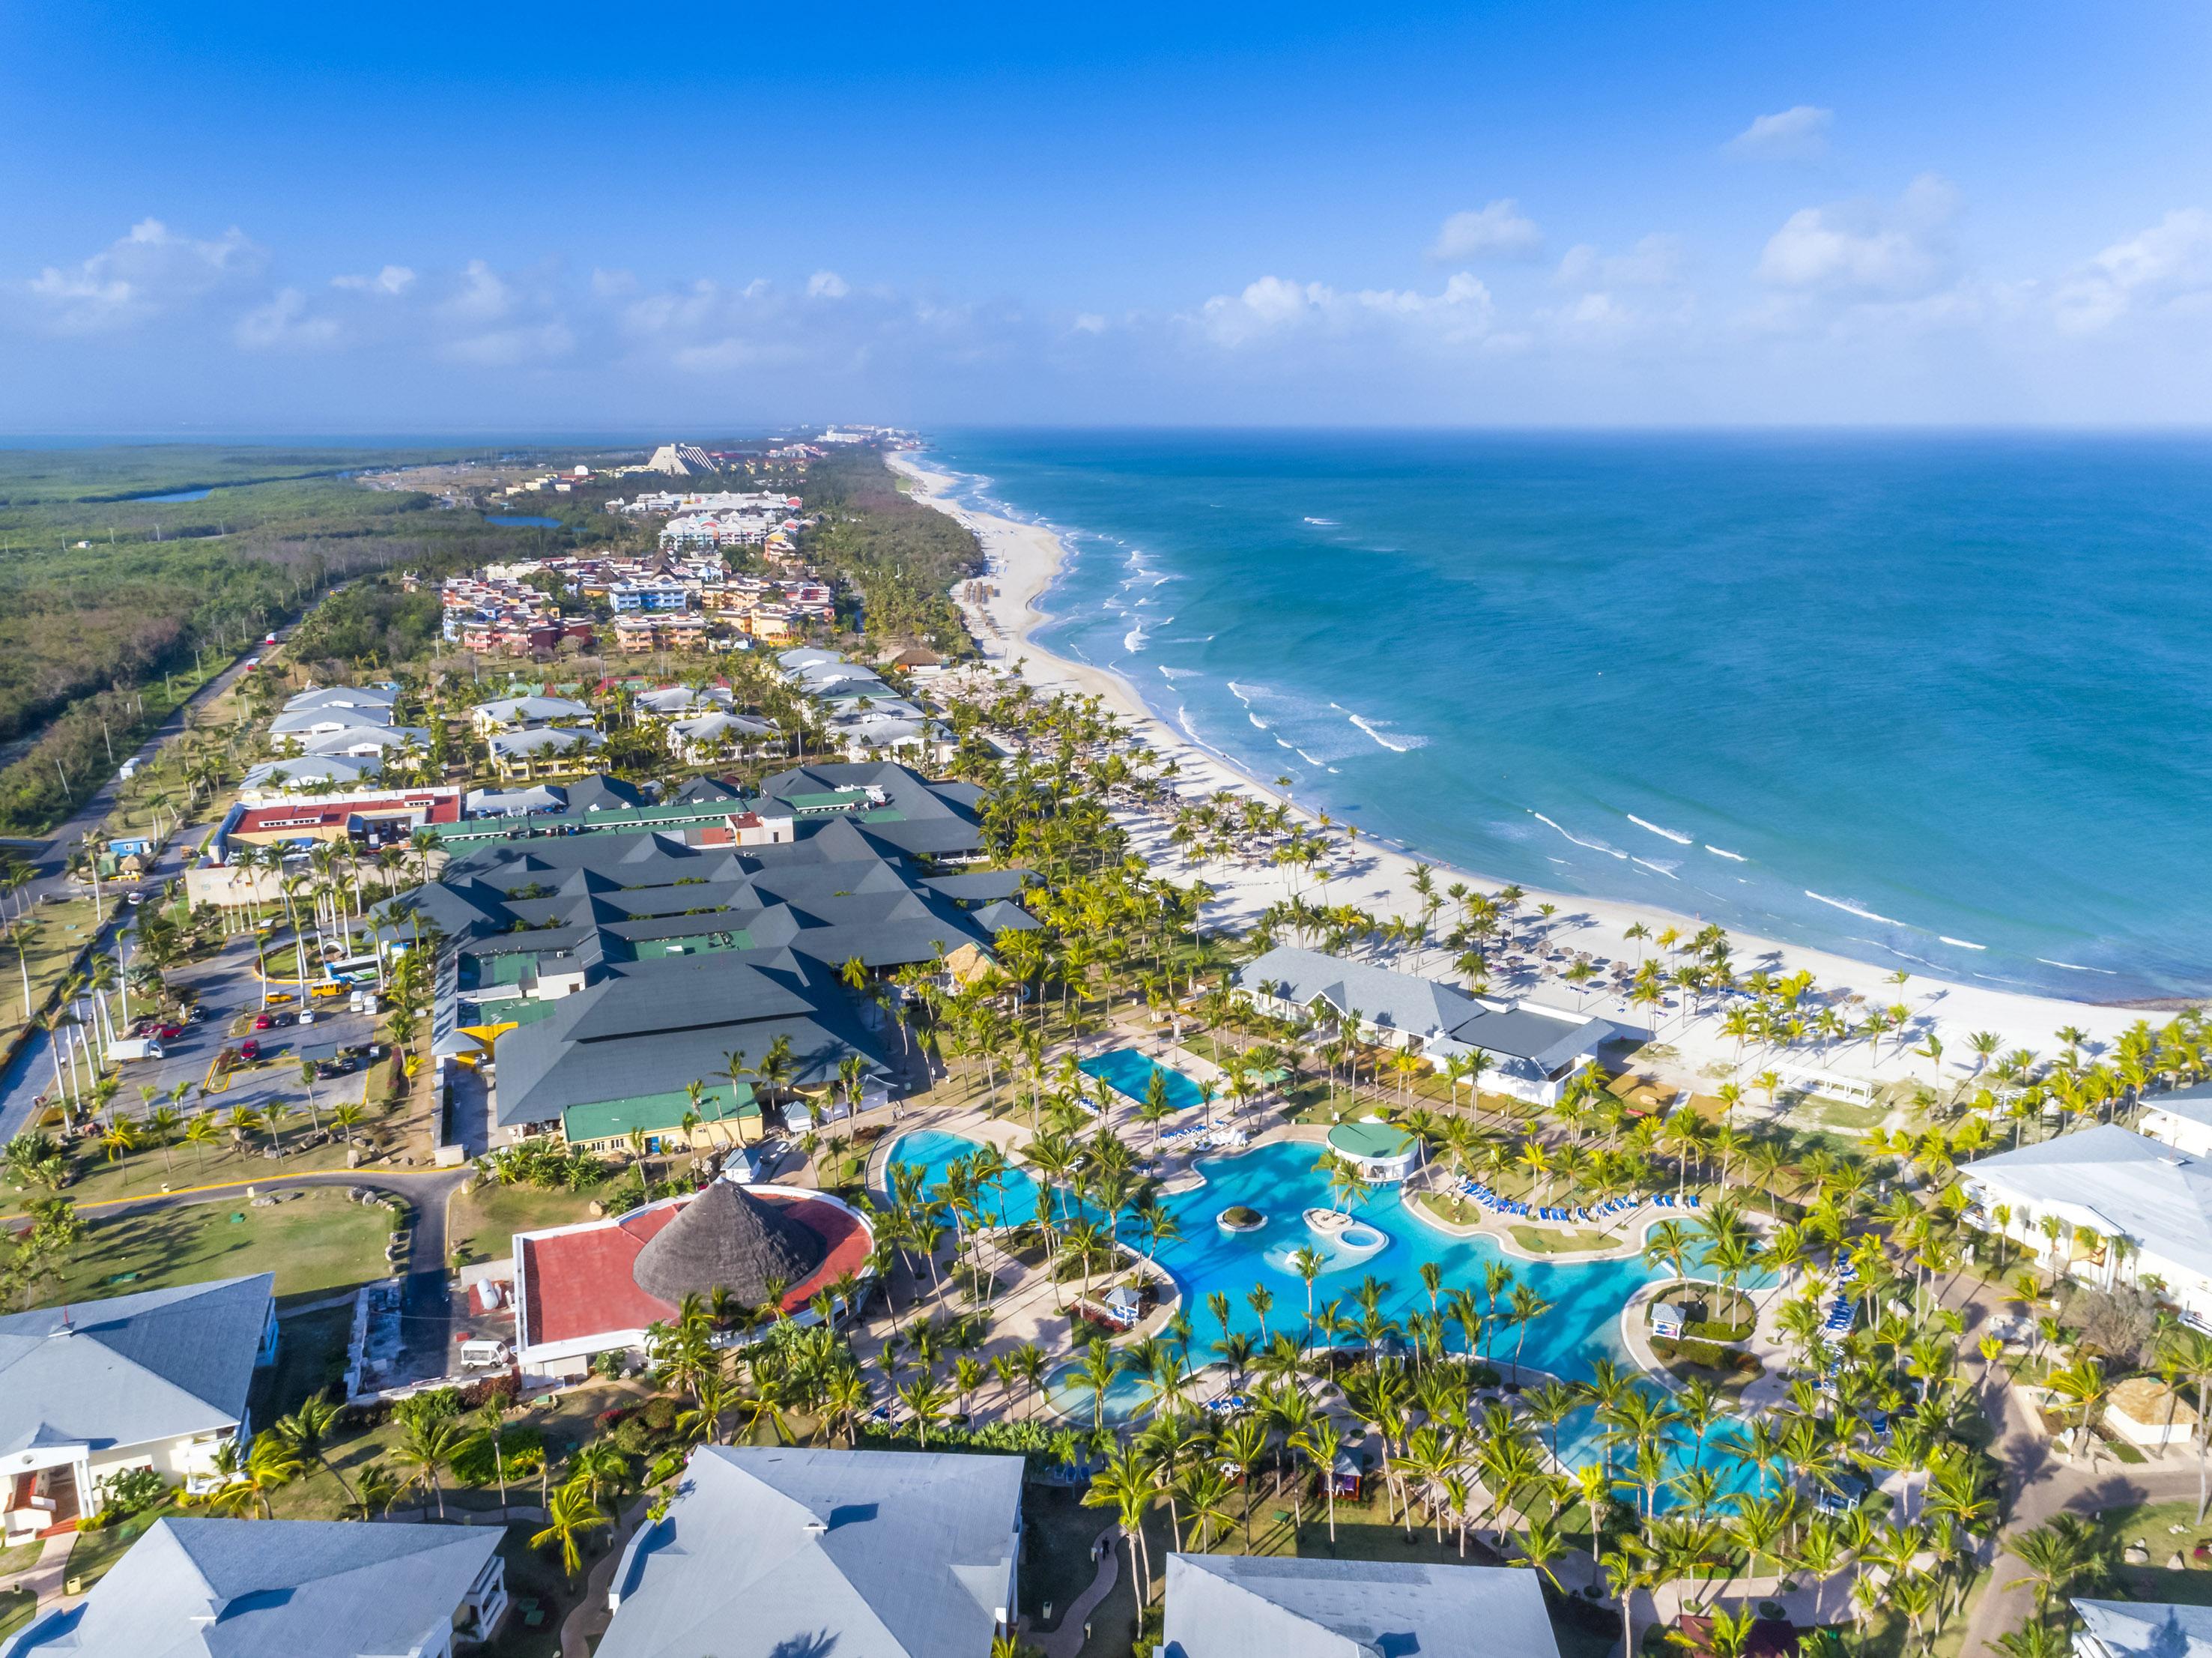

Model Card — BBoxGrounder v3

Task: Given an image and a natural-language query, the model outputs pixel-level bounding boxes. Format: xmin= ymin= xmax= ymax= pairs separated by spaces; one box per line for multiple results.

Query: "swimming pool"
xmin=1078 ymin=1048 xmax=1207 ymax=1113
xmin=884 ymin=1128 xmax=1773 ymax=1497
xmin=1042 ymin=1360 xmax=1154 ymax=1426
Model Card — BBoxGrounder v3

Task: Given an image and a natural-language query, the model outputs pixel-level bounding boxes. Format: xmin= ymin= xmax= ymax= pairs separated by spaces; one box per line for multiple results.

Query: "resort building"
xmin=509 ymin=1173 xmax=873 ymax=1379
xmin=2072 ymin=1598 xmax=2212 ymax=1658
xmin=1959 ymin=1125 xmax=2212 ymax=1322
xmin=1234 ymin=946 xmax=1611 ymax=1106
xmin=470 ymin=693 xmax=593 ymax=735
xmin=0 ymin=1277 xmax=277 ymax=1543
xmin=2137 ymin=1083 xmax=2212 ymax=1159
xmin=240 ymin=751 xmax=383 ymax=796
xmin=0 ymin=1517 xmax=508 ymax=1657
xmin=384 ymin=762 xmax=1032 ymax=1150
xmin=488 ymin=724 xmax=606 ymax=779
xmin=1160 ymin=1555 xmax=1560 ymax=1658
xmin=597 ymin=1445 xmax=1024 ymax=1658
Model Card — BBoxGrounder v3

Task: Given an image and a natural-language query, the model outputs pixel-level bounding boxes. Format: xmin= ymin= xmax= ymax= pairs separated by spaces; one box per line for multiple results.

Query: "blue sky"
xmin=7 ymin=1 xmax=2212 ymax=431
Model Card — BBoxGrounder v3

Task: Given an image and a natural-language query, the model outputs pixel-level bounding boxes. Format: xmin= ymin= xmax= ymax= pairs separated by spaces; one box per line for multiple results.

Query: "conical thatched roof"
xmin=632 ymin=1179 xmax=828 ymax=1308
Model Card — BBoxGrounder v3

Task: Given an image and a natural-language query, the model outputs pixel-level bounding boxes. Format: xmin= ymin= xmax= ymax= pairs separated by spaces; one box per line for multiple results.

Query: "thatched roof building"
xmin=631 ymin=1177 xmax=828 ymax=1306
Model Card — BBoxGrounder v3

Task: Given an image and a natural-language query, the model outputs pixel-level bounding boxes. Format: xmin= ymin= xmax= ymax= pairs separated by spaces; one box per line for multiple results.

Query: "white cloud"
xmin=23 ymin=217 xmax=263 ymax=333
xmin=1557 ymin=234 xmax=1684 ymax=288
xmin=1727 ymin=106 xmax=1834 ymax=160
xmin=807 ymin=270 xmax=850 ymax=299
xmin=1756 ymin=175 xmax=1960 ymax=297
xmin=1197 ymin=271 xmax=1496 ymax=348
xmin=1070 ymin=312 xmax=1108 ymax=335
xmin=330 ymin=264 xmax=415 ymax=296
xmin=2053 ymin=209 xmax=2212 ymax=333
xmin=440 ymin=259 xmax=513 ymax=324
xmin=1427 ymin=201 xmax=1542 ymax=261
xmin=234 ymin=288 xmax=341 ymax=351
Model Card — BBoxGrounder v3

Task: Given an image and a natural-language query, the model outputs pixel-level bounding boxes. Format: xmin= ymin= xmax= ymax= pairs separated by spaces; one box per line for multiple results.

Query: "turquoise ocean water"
xmin=920 ymin=429 xmax=2212 ymax=1001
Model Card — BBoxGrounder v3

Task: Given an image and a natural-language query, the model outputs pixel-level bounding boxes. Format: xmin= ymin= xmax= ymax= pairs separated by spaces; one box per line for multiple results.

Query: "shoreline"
xmin=889 ymin=450 xmax=2187 ymax=1096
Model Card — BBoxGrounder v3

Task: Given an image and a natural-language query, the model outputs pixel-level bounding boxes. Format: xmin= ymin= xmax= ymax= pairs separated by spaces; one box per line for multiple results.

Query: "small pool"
xmin=1078 ymin=1048 xmax=1206 ymax=1112
xmin=1042 ymin=1360 xmax=1152 ymax=1426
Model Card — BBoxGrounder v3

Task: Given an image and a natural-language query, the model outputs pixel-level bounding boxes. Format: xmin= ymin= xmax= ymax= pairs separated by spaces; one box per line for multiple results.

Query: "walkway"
xmin=560 ymin=1495 xmax=652 ymax=1658
xmin=1031 ymin=1525 xmax=1121 ymax=1658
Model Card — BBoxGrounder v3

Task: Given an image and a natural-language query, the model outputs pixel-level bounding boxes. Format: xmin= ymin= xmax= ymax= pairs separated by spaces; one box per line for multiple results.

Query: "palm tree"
xmin=1290 ymin=1416 xmax=1345 ymax=1543
xmin=534 ymin=1479 xmax=612 ymax=1581
xmin=2005 ymin=1519 xmax=2085 ymax=1616
xmin=275 ymin=1396 xmax=359 ymax=1505
xmin=393 ymin=1411 xmax=469 ymax=1518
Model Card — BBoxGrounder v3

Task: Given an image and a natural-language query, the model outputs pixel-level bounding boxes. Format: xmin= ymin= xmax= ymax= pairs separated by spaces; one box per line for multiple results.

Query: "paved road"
xmin=0 ymin=611 xmax=303 ymax=1145
xmin=11 ymin=620 xmax=290 ymax=901
xmin=87 ymin=1162 xmax=473 ymax=1378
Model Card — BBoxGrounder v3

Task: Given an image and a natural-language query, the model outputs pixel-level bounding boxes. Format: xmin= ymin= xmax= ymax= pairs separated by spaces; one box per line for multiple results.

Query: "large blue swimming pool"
xmin=1078 ymin=1048 xmax=1207 ymax=1113
xmin=885 ymin=1128 xmax=1772 ymax=1494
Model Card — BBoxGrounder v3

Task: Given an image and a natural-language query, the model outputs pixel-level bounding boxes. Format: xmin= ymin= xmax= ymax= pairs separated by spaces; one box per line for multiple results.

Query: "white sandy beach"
xmin=888 ymin=451 xmax=2166 ymax=1106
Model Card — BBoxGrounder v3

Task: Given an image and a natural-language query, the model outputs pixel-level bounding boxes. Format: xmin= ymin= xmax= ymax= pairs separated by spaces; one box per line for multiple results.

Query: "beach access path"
xmin=888 ymin=451 xmax=2157 ymax=1103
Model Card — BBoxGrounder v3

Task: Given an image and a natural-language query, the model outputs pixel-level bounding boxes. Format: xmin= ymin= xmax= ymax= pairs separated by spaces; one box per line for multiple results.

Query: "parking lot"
xmin=106 ymin=934 xmax=387 ymax=1142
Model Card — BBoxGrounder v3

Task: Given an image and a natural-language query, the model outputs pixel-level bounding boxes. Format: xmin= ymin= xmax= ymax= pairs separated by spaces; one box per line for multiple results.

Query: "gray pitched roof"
xmin=1963 ymin=1125 xmax=2212 ymax=1280
xmin=491 ymin=950 xmax=888 ymax=1129
xmin=2145 ymin=1083 xmax=2212 ymax=1128
xmin=242 ymin=754 xmax=380 ymax=792
xmin=1 ymin=1517 xmax=499 ymax=1658
xmin=1236 ymin=946 xmax=1607 ymax=1071
xmin=1162 ymin=1555 xmax=1560 ymax=1658
xmin=599 ymin=1446 xmax=1024 ymax=1658
xmin=488 ymin=726 xmax=602 ymax=760
xmin=2074 ymin=1599 xmax=2212 ymax=1658
xmin=0 ymin=1277 xmax=271 ymax=1457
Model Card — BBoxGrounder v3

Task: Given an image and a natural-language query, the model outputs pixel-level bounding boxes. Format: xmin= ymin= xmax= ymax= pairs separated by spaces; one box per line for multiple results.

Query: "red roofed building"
xmin=510 ymin=1181 xmax=872 ymax=1382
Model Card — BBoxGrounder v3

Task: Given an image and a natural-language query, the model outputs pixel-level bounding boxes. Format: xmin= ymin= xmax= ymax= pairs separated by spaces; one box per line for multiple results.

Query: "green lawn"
xmin=449 ymin=1182 xmax=602 ymax=1266
xmin=37 ymin=1189 xmax=394 ymax=1307
xmin=0 ymin=1588 xmax=34 ymax=1642
xmin=60 ymin=1504 xmax=173 ymax=1594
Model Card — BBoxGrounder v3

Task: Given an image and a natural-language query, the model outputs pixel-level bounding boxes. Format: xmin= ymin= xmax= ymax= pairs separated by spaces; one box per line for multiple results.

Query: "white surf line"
xmin=1939 ymin=936 xmax=1987 ymax=950
xmin=1804 ymin=890 xmax=1906 ymax=928
xmin=1703 ymin=845 xmax=1748 ymax=862
xmin=1626 ymin=814 xmax=1693 ymax=845
xmin=1530 ymin=810 xmax=1628 ymax=860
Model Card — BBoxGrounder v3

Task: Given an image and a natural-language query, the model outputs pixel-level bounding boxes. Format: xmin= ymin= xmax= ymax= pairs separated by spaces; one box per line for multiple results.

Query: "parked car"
xmin=239 ymin=1039 xmax=261 ymax=1062
xmin=187 ymin=1005 xmax=209 ymax=1023
xmin=153 ymin=1022 xmax=184 ymax=1041
xmin=297 ymin=1010 xmax=315 ymax=1026
xmin=252 ymin=1013 xmax=275 ymax=1032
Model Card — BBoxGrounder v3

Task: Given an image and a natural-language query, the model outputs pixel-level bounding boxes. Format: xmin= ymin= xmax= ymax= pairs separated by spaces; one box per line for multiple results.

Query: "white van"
xmin=458 ymin=1339 xmax=512 ymax=1370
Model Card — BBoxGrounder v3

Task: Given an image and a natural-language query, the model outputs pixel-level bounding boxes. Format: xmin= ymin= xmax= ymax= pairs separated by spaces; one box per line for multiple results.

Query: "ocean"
xmin=918 ymin=429 xmax=2212 ymax=1002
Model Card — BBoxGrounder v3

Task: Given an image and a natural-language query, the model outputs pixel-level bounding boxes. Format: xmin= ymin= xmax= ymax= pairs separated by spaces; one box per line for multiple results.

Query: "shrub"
xmin=452 ymin=1426 xmax=545 ymax=1486
xmin=94 ymin=1464 xmax=167 ymax=1522
xmin=640 ymin=1397 xmax=679 ymax=1432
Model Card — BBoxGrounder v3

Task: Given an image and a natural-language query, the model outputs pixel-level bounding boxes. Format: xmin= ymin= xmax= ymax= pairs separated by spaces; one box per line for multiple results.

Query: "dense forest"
xmin=800 ymin=447 xmax=980 ymax=653
xmin=0 ymin=444 xmax=602 ymax=832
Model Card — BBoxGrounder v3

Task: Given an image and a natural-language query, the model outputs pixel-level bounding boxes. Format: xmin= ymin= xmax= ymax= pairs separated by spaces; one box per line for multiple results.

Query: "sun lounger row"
xmin=1455 ymin=1182 xmax=1645 ymax=1226
xmin=1160 ymin=1125 xmax=1249 ymax=1152
xmin=1649 ymin=1191 xmax=1702 ymax=1208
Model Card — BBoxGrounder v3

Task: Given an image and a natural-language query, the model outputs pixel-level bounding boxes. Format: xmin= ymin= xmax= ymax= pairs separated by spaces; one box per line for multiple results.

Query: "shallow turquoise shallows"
xmin=922 ymin=429 xmax=2212 ymax=999
xmin=884 ymin=1129 xmax=1772 ymax=1497
xmin=1078 ymin=1048 xmax=1206 ymax=1113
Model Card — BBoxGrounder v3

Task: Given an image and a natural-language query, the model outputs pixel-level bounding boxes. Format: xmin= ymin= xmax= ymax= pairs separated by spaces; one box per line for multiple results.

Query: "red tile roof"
xmin=518 ymin=1187 xmax=870 ymax=1348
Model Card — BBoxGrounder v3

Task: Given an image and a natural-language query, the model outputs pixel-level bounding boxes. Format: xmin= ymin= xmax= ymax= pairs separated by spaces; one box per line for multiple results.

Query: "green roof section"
xmin=431 ymin=799 xmax=741 ymax=844
xmin=626 ymin=930 xmax=752 ymax=961
xmin=1327 ymin=1121 xmax=1414 ymax=1160
xmin=562 ymin=1080 xmax=759 ymax=1143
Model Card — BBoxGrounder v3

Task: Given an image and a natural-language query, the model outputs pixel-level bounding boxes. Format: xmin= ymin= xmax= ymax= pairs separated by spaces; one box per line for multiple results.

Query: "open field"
xmin=37 ymin=1187 xmax=396 ymax=1306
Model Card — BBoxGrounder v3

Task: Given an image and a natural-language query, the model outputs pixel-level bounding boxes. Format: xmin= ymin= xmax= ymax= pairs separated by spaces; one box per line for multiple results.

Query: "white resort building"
xmin=1233 ymin=946 xmax=1611 ymax=1106
xmin=1959 ymin=1125 xmax=2212 ymax=1323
